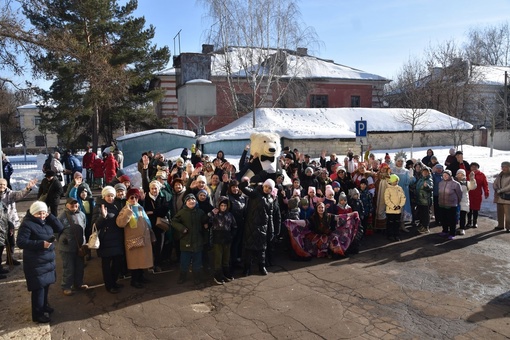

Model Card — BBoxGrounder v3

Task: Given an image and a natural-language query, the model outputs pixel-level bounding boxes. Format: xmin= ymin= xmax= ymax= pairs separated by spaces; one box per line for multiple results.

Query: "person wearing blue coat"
xmin=16 ymin=201 xmax=64 ymax=323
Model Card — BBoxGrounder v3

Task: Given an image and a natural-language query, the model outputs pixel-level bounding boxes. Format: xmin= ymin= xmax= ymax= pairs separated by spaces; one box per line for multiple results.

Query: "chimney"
xmin=202 ymin=44 xmax=214 ymax=54
xmin=296 ymin=47 xmax=308 ymax=56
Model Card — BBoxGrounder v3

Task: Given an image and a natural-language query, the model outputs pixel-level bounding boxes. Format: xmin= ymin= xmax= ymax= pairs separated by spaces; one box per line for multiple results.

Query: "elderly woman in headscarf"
xmin=117 ymin=188 xmax=154 ymax=289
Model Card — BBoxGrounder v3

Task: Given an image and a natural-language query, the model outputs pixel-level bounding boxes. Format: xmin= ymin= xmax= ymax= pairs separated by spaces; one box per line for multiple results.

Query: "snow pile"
xmin=198 ymin=107 xmax=473 ymax=143
xmin=116 ymin=129 xmax=195 ymax=141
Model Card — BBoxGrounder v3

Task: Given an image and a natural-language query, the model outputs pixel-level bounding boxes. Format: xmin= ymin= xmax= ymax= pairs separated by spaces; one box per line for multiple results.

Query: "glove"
xmin=191 ymin=144 xmax=196 ymax=153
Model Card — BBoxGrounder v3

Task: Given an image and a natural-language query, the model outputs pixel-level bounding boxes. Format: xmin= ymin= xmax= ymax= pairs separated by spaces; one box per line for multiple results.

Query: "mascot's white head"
xmin=249 ymin=132 xmax=280 ymax=158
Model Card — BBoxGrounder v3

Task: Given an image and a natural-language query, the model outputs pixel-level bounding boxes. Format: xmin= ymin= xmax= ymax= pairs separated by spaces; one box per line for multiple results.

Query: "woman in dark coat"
xmin=91 ymin=186 xmax=125 ymax=294
xmin=239 ymin=177 xmax=279 ymax=276
xmin=37 ymin=170 xmax=64 ymax=216
xmin=221 ymin=179 xmax=246 ymax=268
xmin=17 ymin=201 xmax=64 ymax=323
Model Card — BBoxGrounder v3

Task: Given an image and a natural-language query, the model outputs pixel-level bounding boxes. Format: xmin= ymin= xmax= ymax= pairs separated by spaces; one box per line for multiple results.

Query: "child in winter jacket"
xmin=384 ymin=174 xmax=407 ymax=241
xmin=172 ymin=193 xmax=209 ymax=285
xmin=415 ymin=167 xmax=434 ymax=233
xmin=337 ymin=192 xmax=352 ymax=214
xmin=456 ymin=169 xmax=477 ymax=235
xmin=209 ymin=196 xmax=237 ymax=284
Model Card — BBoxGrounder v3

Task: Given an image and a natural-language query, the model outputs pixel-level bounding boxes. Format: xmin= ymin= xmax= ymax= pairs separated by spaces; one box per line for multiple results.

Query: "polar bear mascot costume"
xmin=240 ymin=132 xmax=291 ymax=186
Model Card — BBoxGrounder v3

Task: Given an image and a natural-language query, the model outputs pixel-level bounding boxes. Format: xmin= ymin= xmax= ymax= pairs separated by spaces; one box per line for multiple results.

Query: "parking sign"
xmin=355 ymin=120 xmax=367 ymax=137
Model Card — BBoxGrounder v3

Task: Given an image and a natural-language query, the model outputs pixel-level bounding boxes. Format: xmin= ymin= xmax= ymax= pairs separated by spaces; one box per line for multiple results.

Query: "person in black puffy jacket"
xmin=17 ymin=201 xmax=64 ymax=323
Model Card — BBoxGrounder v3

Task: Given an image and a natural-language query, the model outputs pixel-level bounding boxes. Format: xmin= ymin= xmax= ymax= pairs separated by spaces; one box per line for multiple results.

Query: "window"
xmin=310 ymin=95 xmax=328 ymax=108
xmin=351 ymin=96 xmax=361 ymax=107
xmin=34 ymin=116 xmax=42 ymax=126
xmin=35 ymin=135 xmax=45 ymax=147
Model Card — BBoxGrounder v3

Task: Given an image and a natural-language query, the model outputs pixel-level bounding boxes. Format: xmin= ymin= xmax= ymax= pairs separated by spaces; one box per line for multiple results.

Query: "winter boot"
xmin=223 ymin=267 xmax=234 ymax=282
xmin=213 ymin=271 xmax=224 ymax=285
xmin=258 ymin=264 xmax=268 ymax=276
xmin=177 ymin=272 xmax=187 ymax=284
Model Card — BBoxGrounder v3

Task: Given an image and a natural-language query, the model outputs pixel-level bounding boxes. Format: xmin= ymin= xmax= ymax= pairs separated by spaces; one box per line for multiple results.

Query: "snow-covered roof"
xmin=116 ymin=129 xmax=195 ymax=141
xmin=17 ymin=103 xmax=38 ymax=109
xmin=157 ymin=47 xmax=388 ymax=82
xmin=473 ymin=65 xmax=510 ymax=86
xmin=198 ymin=107 xmax=473 ymax=143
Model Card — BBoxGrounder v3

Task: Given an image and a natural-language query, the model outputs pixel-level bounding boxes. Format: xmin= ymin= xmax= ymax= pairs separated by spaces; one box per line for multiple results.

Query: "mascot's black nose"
xmin=268 ymin=148 xmax=276 ymax=153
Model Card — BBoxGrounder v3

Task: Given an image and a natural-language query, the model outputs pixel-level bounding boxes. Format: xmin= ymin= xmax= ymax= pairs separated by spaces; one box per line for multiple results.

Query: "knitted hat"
xmin=337 ymin=166 xmax=346 ymax=173
xmin=305 ymin=167 xmax=314 ymax=175
xmin=196 ymin=175 xmax=207 ymax=183
xmin=308 ymin=187 xmax=316 ymax=195
xmin=196 ymin=162 xmax=203 ymax=168
xmin=77 ymin=186 xmax=90 ymax=197
xmin=325 ymin=186 xmax=335 ymax=198
xmin=443 ymin=169 xmax=452 ymax=177
xmin=176 ymin=157 xmax=184 ymax=164
xmin=434 ymin=164 xmax=444 ymax=170
xmin=149 ymin=180 xmax=161 ymax=189
xmin=101 ymin=186 xmax=116 ymax=197
xmin=385 ymin=153 xmax=391 ymax=160
xmin=331 ymin=181 xmax=341 ymax=189
xmin=263 ymin=178 xmax=275 ymax=190
xmin=118 ymin=175 xmax=131 ymax=183
xmin=388 ymin=174 xmax=399 ymax=183
xmin=74 ymin=171 xmax=83 ymax=178
xmin=197 ymin=189 xmax=208 ymax=197
xmin=456 ymin=169 xmax=466 ymax=177
xmin=114 ymin=183 xmax=127 ymax=192
xmin=126 ymin=188 xmax=141 ymax=199
xmin=338 ymin=192 xmax=347 ymax=201
xmin=184 ymin=193 xmax=196 ymax=203
xmin=360 ymin=178 xmax=368 ymax=185
xmin=293 ymin=189 xmax=301 ymax=197
xmin=30 ymin=201 xmax=48 ymax=215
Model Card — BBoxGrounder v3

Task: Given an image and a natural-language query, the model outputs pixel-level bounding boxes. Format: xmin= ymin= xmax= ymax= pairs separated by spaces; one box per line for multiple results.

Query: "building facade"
xmin=16 ymin=104 xmax=58 ymax=150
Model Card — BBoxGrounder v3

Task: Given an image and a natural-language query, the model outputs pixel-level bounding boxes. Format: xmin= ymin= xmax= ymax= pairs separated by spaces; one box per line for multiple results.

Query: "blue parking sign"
xmin=355 ymin=120 xmax=367 ymax=137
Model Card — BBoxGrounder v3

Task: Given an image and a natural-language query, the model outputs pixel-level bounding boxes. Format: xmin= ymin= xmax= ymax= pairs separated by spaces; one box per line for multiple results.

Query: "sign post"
xmin=355 ymin=118 xmax=368 ymax=157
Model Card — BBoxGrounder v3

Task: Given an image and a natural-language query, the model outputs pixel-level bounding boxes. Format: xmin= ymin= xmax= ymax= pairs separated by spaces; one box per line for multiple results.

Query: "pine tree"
xmin=22 ymin=0 xmax=170 ymax=150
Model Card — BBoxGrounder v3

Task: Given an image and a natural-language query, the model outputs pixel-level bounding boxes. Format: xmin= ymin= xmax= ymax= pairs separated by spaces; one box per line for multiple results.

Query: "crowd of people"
xmin=1 ymin=144 xmax=509 ymax=324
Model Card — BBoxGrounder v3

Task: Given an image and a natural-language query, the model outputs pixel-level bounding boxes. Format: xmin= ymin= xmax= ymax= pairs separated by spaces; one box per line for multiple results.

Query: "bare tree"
xmin=386 ymin=57 xmax=430 ymax=158
xmin=199 ymin=0 xmax=320 ymax=125
xmin=465 ymin=22 xmax=510 ymax=66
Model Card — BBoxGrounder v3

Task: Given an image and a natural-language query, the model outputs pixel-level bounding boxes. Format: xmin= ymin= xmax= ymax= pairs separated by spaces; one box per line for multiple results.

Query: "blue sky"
xmin=133 ymin=0 xmax=510 ymax=79
xmin=10 ymin=0 xmax=510 ymax=89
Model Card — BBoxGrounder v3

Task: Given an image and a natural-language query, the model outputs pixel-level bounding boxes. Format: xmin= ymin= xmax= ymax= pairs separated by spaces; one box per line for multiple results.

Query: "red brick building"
xmin=153 ymin=45 xmax=390 ymax=133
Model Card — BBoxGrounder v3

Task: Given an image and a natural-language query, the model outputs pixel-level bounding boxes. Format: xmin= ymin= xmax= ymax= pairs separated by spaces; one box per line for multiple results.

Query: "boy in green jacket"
xmin=172 ymin=193 xmax=209 ymax=284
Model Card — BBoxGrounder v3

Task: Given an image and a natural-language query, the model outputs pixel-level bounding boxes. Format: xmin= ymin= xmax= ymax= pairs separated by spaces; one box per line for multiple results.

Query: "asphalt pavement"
xmin=1 ymin=192 xmax=510 ymax=339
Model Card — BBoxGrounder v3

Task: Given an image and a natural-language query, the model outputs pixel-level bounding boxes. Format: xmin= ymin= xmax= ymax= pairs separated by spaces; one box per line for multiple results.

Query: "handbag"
xmin=126 ymin=235 xmax=145 ymax=250
xmin=87 ymin=224 xmax=100 ymax=249
xmin=499 ymin=192 xmax=510 ymax=200
xmin=155 ymin=216 xmax=170 ymax=232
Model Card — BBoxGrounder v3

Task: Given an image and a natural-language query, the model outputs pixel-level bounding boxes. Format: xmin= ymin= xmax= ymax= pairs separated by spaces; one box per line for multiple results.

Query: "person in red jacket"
xmin=92 ymin=157 xmax=105 ymax=189
xmin=104 ymin=153 xmax=119 ymax=185
xmin=467 ymin=162 xmax=489 ymax=228
xmin=82 ymin=147 xmax=97 ymax=185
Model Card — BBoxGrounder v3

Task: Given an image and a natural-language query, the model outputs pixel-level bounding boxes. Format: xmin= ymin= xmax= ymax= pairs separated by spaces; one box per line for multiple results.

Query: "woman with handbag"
xmin=494 ymin=161 xmax=510 ymax=232
xmin=143 ymin=181 xmax=170 ymax=273
xmin=16 ymin=201 xmax=64 ymax=323
xmin=116 ymin=188 xmax=154 ymax=289
xmin=91 ymin=186 xmax=124 ymax=294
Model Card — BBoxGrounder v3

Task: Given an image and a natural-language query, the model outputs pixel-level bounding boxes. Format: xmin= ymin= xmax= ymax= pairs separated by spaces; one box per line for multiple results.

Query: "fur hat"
xmin=101 ymin=186 xmax=116 ymax=197
xmin=388 ymin=174 xmax=399 ymax=183
xmin=155 ymin=170 xmax=167 ymax=180
xmin=263 ymin=178 xmax=275 ymax=190
xmin=349 ymin=188 xmax=359 ymax=198
xmin=126 ymin=188 xmax=141 ymax=199
xmin=30 ymin=201 xmax=48 ymax=215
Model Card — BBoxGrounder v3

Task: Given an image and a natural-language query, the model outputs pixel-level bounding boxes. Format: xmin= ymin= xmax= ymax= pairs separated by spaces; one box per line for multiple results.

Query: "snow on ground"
xmin=6 ymin=145 xmax=509 ymax=219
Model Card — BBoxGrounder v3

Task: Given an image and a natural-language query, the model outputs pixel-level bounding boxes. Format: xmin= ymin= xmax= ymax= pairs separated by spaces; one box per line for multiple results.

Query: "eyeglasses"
xmin=129 ymin=196 xmax=138 ymax=200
